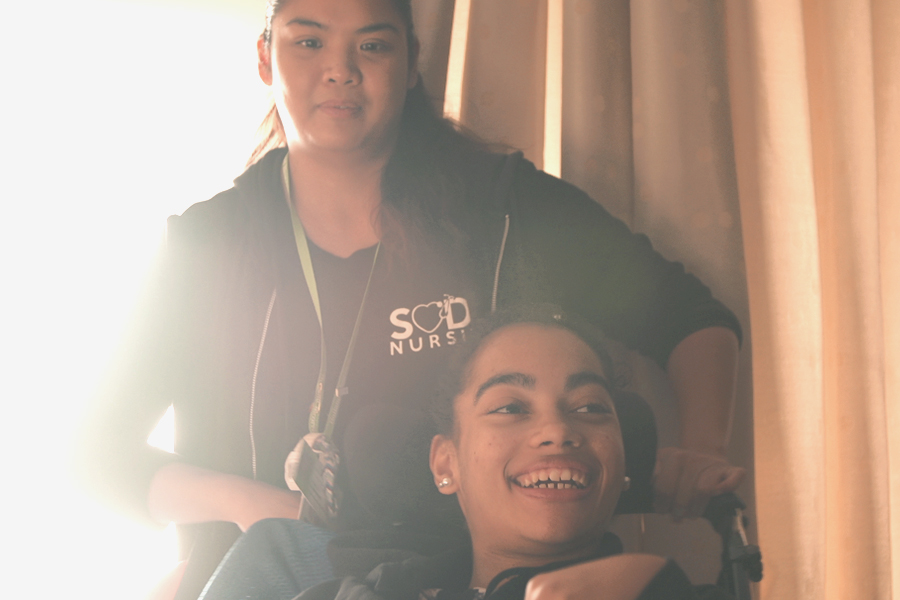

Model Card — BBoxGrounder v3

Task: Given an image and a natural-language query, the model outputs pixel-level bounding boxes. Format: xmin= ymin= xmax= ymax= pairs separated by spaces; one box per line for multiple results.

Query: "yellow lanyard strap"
xmin=281 ymin=156 xmax=380 ymax=439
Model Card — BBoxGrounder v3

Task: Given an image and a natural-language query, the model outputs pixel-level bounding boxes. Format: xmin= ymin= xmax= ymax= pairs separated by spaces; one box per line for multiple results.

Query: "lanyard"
xmin=281 ymin=156 xmax=380 ymax=439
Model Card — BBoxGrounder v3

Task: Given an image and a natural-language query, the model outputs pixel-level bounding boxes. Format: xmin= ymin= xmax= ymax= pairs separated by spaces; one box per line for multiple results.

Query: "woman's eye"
xmin=297 ymin=38 xmax=322 ymax=49
xmin=573 ymin=403 xmax=612 ymax=415
xmin=360 ymin=41 xmax=390 ymax=53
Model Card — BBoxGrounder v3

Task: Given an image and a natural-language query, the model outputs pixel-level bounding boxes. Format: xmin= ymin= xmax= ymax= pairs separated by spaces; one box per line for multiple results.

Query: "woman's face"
xmin=258 ymin=0 xmax=418 ymax=159
xmin=431 ymin=324 xmax=626 ymax=556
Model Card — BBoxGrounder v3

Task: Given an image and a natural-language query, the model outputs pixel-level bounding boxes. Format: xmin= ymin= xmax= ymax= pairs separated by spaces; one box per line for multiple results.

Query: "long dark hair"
xmin=249 ymin=0 xmax=498 ymax=259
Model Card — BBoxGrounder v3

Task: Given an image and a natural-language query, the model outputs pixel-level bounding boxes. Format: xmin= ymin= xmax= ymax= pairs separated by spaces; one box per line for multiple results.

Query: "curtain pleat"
xmin=543 ymin=0 xmax=563 ymax=177
xmin=803 ymin=3 xmax=890 ymax=598
xmin=459 ymin=0 xmax=547 ymax=166
xmin=726 ymin=1 xmax=827 ymax=597
xmin=561 ymin=0 xmax=634 ymax=225
xmin=873 ymin=0 xmax=900 ymax=597
xmin=412 ymin=0 xmax=456 ymax=107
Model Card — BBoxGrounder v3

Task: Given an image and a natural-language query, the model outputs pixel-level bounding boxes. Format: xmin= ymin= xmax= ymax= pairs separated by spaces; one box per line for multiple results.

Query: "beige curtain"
xmin=416 ymin=0 xmax=899 ymax=597
xmin=726 ymin=0 xmax=900 ymax=598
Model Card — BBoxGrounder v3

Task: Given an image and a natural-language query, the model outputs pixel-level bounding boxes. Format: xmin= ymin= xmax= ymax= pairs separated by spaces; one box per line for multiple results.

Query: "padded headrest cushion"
xmin=612 ymin=390 xmax=657 ymax=514
xmin=343 ymin=403 xmax=461 ymax=529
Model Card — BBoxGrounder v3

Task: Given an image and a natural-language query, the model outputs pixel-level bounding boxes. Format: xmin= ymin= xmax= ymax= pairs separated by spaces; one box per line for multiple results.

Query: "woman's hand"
xmin=653 ymin=447 xmax=746 ymax=520
xmin=147 ymin=463 xmax=303 ymax=531
xmin=524 ymin=554 xmax=667 ymax=600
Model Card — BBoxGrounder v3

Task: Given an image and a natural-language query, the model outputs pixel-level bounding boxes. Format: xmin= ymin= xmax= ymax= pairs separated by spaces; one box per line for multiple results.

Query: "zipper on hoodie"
xmin=491 ymin=214 xmax=510 ymax=313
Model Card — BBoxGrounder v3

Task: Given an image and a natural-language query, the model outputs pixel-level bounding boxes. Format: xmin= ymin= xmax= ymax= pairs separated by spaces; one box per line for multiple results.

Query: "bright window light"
xmin=4 ymin=1 xmax=268 ymax=598
xmin=148 ymin=406 xmax=176 ymax=454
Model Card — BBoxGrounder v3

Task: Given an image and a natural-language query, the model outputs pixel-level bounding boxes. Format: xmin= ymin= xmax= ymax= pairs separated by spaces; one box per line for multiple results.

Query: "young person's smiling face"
xmin=431 ymin=324 xmax=626 ymax=559
xmin=258 ymin=0 xmax=418 ymax=159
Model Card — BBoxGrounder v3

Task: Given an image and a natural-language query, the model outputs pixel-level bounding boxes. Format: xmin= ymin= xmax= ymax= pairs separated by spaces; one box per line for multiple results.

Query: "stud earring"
xmin=623 ymin=476 xmax=631 ymax=491
xmin=437 ymin=477 xmax=451 ymax=488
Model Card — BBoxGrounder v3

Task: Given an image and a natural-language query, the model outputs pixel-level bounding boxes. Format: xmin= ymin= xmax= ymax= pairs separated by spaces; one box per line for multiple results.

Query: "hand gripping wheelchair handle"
xmin=703 ymin=492 xmax=763 ymax=600
xmin=605 ymin=391 xmax=763 ymax=598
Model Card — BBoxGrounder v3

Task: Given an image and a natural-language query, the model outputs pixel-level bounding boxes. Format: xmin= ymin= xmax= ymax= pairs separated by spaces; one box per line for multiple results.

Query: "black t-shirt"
xmin=253 ymin=235 xmax=484 ymax=531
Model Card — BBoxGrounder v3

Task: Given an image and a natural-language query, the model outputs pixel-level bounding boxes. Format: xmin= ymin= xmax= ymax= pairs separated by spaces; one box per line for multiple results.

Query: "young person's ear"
xmin=430 ymin=434 xmax=459 ymax=494
xmin=257 ymin=35 xmax=273 ymax=86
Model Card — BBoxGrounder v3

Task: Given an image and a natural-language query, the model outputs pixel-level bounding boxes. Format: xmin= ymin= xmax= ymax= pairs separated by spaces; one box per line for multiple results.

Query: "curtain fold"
xmin=873 ymin=0 xmax=900 ymax=596
xmin=805 ymin=3 xmax=890 ymax=597
xmin=460 ymin=0 xmax=548 ymax=164
xmin=726 ymin=0 xmax=828 ymax=596
xmin=411 ymin=0 xmax=456 ymax=107
xmin=561 ymin=0 xmax=634 ymax=224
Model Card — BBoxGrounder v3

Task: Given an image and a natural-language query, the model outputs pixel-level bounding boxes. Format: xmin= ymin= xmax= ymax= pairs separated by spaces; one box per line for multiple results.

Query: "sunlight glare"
xmin=5 ymin=0 xmax=268 ymax=598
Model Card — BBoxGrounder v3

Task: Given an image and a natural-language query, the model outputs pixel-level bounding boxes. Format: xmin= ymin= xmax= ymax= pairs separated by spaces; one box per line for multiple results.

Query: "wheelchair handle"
xmin=702 ymin=492 xmax=763 ymax=600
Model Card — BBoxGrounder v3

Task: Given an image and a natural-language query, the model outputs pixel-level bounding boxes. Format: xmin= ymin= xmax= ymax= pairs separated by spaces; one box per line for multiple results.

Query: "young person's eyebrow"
xmin=474 ymin=372 xmax=535 ymax=403
xmin=565 ymin=371 xmax=611 ymax=393
xmin=284 ymin=20 xmax=400 ymax=36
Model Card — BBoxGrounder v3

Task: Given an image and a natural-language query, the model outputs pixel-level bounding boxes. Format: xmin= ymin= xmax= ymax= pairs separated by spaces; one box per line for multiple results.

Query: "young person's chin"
xmin=515 ymin=515 xmax=606 ymax=550
xmin=501 ymin=498 xmax=606 ymax=547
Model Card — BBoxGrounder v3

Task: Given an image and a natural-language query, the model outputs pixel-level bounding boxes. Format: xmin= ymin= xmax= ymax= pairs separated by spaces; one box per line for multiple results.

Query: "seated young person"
xmin=201 ymin=306 xmax=731 ymax=600
xmin=417 ymin=308 xmax=729 ymax=600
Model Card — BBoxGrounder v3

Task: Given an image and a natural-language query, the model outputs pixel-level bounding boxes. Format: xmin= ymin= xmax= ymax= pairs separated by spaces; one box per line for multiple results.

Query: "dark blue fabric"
xmin=199 ymin=519 xmax=335 ymax=600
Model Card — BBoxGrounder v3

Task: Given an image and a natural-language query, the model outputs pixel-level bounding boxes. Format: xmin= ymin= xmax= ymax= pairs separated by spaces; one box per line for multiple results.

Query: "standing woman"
xmin=78 ymin=0 xmax=744 ymax=598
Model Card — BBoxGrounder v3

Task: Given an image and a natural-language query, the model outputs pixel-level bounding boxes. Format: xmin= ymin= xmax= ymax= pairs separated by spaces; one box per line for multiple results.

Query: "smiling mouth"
xmin=513 ymin=468 xmax=589 ymax=490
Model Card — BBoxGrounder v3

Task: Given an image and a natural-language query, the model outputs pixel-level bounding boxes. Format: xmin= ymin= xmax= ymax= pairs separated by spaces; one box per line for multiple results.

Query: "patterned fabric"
xmin=198 ymin=519 xmax=335 ymax=600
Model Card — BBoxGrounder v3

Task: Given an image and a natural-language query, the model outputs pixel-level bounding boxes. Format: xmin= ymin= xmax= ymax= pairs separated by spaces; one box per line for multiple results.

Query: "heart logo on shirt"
xmin=411 ymin=301 xmax=445 ymax=333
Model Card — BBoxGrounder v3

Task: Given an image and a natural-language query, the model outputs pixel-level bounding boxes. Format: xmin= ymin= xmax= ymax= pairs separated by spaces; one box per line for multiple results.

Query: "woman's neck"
xmin=287 ymin=149 xmax=387 ymax=258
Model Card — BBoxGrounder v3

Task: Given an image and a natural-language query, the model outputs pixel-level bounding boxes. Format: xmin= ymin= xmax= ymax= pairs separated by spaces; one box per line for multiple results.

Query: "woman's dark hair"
xmin=431 ymin=304 xmax=623 ymax=438
xmin=249 ymin=0 xmax=498 ymax=260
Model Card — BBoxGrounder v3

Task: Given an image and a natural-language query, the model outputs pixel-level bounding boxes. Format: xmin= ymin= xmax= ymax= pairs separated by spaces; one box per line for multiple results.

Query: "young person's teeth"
xmin=516 ymin=469 xmax=589 ymax=489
